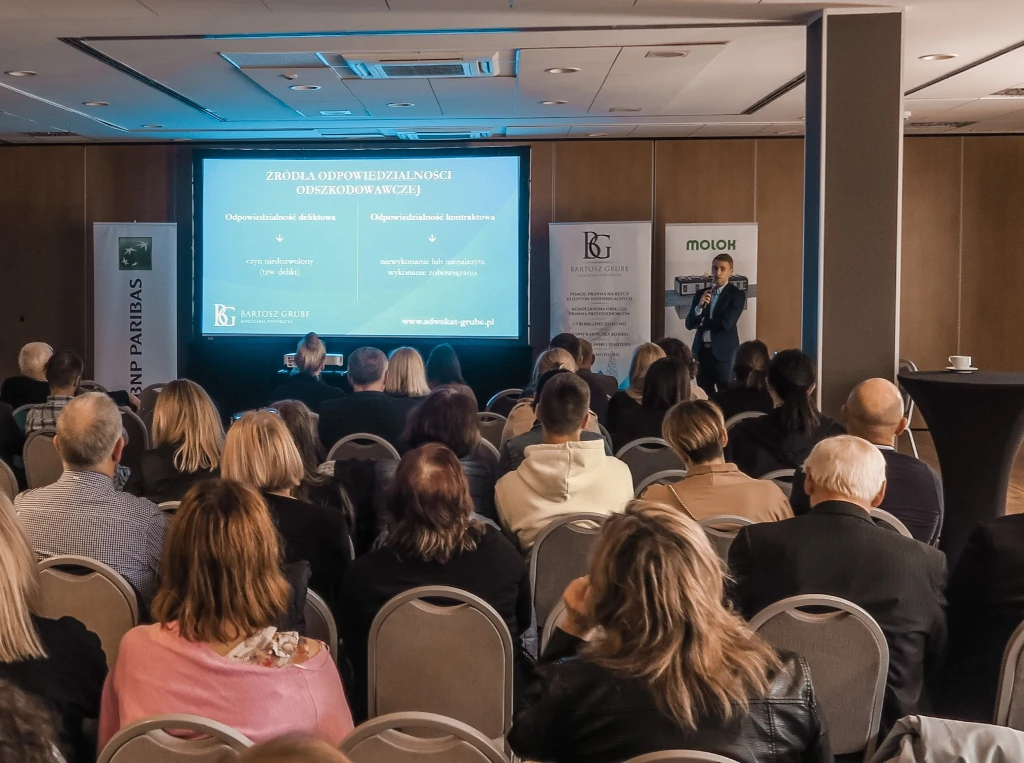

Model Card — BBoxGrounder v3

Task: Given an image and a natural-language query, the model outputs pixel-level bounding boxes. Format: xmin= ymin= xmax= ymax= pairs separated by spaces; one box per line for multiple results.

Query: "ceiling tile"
xmin=566 ymin=124 xmax=636 ymax=137
xmin=242 ymin=67 xmax=371 ymax=116
xmin=516 ymin=46 xmax=620 ymax=118
xmin=630 ymin=124 xmax=701 ymax=138
xmin=430 ymin=76 xmax=516 ymax=118
xmin=137 ymin=0 xmax=272 ymax=14
xmin=505 ymin=125 xmax=570 ymax=137
xmin=261 ymin=0 xmax=388 ymax=9
xmin=693 ymin=122 xmax=771 ymax=136
xmin=342 ymin=77 xmax=442 ymax=117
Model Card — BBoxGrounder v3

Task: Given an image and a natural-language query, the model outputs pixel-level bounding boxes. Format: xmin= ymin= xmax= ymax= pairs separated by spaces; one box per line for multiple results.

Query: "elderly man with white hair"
xmin=0 ymin=341 xmax=53 ymax=409
xmin=15 ymin=392 xmax=166 ymax=603
xmin=729 ymin=434 xmax=947 ymax=737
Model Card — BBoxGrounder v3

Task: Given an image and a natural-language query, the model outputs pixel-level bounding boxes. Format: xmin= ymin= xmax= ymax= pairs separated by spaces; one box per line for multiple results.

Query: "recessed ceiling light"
xmin=540 ymin=100 xmax=567 ymax=106
xmin=82 ymin=101 xmax=109 ymax=107
xmin=919 ymin=53 xmax=958 ymax=61
xmin=319 ymin=109 xmax=354 ymax=116
xmin=645 ymin=50 xmax=688 ymax=59
xmin=142 ymin=124 xmax=163 ymax=128
xmin=545 ymin=67 xmax=580 ymax=74
xmin=608 ymin=107 xmax=642 ymax=113
xmin=387 ymin=102 xmax=415 ymax=108
xmin=588 ymin=132 xmax=611 ymax=137
xmin=289 ymin=85 xmax=321 ymax=91
xmin=5 ymin=70 xmax=36 ymax=77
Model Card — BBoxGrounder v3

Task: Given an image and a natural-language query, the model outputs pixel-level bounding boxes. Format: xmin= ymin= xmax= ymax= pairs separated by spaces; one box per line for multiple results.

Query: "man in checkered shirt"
xmin=16 ymin=392 xmax=167 ymax=604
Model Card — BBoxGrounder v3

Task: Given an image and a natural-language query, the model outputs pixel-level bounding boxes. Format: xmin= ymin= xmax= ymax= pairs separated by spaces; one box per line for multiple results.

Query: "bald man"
xmin=789 ymin=378 xmax=944 ymax=544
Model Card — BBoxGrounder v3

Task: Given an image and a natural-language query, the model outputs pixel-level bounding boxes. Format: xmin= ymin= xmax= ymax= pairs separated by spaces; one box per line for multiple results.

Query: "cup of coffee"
xmin=949 ymin=355 xmax=972 ymax=370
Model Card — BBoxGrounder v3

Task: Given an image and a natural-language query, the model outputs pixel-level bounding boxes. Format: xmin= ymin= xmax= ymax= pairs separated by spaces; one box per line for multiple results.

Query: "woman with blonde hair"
xmin=0 ymin=497 xmax=106 ymax=763
xmin=268 ymin=333 xmax=346 ymax=413
xmin=509 ymin=499 xmax=829 ymax=763
xmin=501 ymin=348 xmax=602 ymax=443
xmin=222 ymin=411 xmax=351 ymax=611
xmin=385 ymin=346 xmax=431 ymax=399
xmin=98 ymin=479 xmax=353 ymax=748
xmin=129 ymin=379 xmax=223 ymax=503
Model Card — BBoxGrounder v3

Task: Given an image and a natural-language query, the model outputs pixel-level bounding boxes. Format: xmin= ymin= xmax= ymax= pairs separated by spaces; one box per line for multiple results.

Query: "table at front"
xmin=898 ymin=371 xmax=1024 ymax=564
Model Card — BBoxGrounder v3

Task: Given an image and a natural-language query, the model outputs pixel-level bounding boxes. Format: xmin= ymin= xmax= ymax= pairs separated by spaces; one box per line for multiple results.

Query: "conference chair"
xmin=308 ymin=411 xmax=320 ymax=437
xmin=158 ymin=501 xmax=179 ymax=512
xmin=119 ymin=407 xmax=150 ymax=476
xmin=368 ymin=587 xmax=514 ymax=746
xmin=760 ymin=468 xmax=797 ymax=498
xmin=23 ymin=428 xmax=63 ymax=489
xmin=327 ymin=433 xmax=401 ymax=462
xmin=341 ymin=712 xmax=511 ymax=763
xmin=0 ymin=458 xmax=17 ymax=500
xmin=540 ymin=599 xmax=568 ymax=653
xmin=624 ymin=753 xmax=742 ymax=763
xmin=871 ymin=508 xmax=914 ymax=539
xmin=138 ymin=382 xmax=166 ymax=412
xmin=37 ymin=555 xmax=140 ymax=670
xmin=477 ymin=412 xmax=506 ymax=450
xmin=615 ymin=438 xmax=686 ymax=490
xmin=898 ymin=358 xmax=920 ymax=459
xmin=698 ymin=515 xmax=755 ymax=563
xmin=78 ymin=380 xmax=109 ymax=394
xmin=995 ymin=620 xmax=1024 ymax=729
xmin=598 ymin=423 xmax=613 ymax=447
xmin=724 ymin=411 xmax=767 ymax=431
xmin=304 ymin=589 xmax=338 ymax=666
xmin=96 ymin=714 xmax=253 ymax=763
xmin=12 ymin=403 xmax=32 ymax=432
xmin=750 ymin=595 xmax=888 ymax=760
xmin=477 ymin=438 xmax=500 ymax=460
xmin=485 ymin=389 xmax=522 ymax=415
xmin=530 ymin=513 xmax=608 ymax=629
xmin=634 ymin=468 xmax=689 ymax=498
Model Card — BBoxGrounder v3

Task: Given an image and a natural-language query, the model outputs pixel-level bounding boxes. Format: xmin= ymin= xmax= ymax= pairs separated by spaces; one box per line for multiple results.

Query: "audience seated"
xmin=15 ymin=392 xmax=166 ymax=603
xmin=24 ymin=350 xmax=83 ymax=435
xmin=607 ymin=356 xmax=689 ymax=453
xmin=726 ymin=349 xmax=844 ymax=477
xmin=936 ymin=512 xmax=1024 ymax=722
xmin=0 ymin=400 xmax=20 ymax=473
xmin=0 ymin=679 xmax=67 ymax=763
xmin=318 ymin=347 xmax=410 ymax=452
xmin=239 ymin=734 xmax=353 ymax=763
xmin=403 ymin=386 xmax=500 ymax=520
xmin=710 ymin=339 xmax=774 ymax=420
xmin=1 ymin=342 xmax=52 ymax=409
xmin=789 ymin=378 xmax=943 ymax=544
xmin=0 ymin=507 xmax=106 ymax=763
xmin=497 ymin=369 xmax=610 ymax=476
xmin=274 ymin=400 xmax=354 ymax=520
xmin=501 ymin=349 xmax=602 ymax=444
xmin=126 ymin=379 xmax=222 ymax=503
xmin=269 ymin=333 xmax=346 ymax=414
xmin=496 ymin=373 xmax=632 ymax=552
xmin=577 ymin=337 xmax=618 ymax=398
xmin=654 ymin=337 xmax=707 ymax=400
xmin=550 ymin=332 xmax=609 ymax=424
xmin=642 ymin=400 xmax=792 ymax=523
xmin=384 ymin=346 xmax=431 ymax=414
xmin=338 ymin=443 xmax=531 ymax=721
xmin=607 ymin=342 xmax=665 ymax=440
xmin=508 ymin=500 xmax=830 ymax=763
xmin=98 ymin=480 xmax=353 ymax=748
xmin=425 ymin=342 xmax=468 ymax=391
xmin=729 ymin=435 xmax=947 ymax=733
xmin=222 ymin=411 xmax=351 ymax=613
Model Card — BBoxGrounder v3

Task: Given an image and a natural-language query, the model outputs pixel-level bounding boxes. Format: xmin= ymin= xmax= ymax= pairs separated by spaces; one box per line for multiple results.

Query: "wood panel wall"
xmin=0 ymin=136 xmax=1021 ymax=381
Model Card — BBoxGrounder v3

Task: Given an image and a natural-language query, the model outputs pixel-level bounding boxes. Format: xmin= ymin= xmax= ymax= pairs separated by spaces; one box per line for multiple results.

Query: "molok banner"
xmin=663 ymin=222 xmax=759 ymax=347
xmin=93 ymin=223 xmax=178 ymax=394
xmin=549 ymin=222 xmax=652 ymax=382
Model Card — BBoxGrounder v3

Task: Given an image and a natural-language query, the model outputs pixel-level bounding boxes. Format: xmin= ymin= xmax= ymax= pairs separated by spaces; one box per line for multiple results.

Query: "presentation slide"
xmin=199 ymin=151 xmax=525 ymax=339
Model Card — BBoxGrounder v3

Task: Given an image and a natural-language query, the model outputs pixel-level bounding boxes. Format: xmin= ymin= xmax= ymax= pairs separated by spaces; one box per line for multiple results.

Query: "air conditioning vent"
xmin=907 ymin=121 xmax=975 ymax=130
xmin=343 ymin=55 xmax=495 ymax=79
xmin=991 ymin=87 xmax=1024 ymax=98
xmin=24 ymin=131 xmax=73 ymax=137
xmin=396 ymin=129 xmax=492 ymax=141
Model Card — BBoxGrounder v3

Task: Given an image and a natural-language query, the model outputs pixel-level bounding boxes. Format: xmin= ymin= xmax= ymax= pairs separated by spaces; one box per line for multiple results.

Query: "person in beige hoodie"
xmin=496 ymin=372 xmax=634 ymax=552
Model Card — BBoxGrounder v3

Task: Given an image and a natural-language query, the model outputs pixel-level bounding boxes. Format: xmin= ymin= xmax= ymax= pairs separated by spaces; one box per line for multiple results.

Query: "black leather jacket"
xmin=509 ymin=630 xmax=832 ymax=763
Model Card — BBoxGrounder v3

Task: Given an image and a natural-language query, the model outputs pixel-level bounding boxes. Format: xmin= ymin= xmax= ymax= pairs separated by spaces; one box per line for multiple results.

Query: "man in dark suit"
xmin=577 ymin=338 xmax=619 ymax=399
xmin=268 ymin=332 xmax=346 ymax=413
xmin=730 ymin=435 xmax=947 ymax=734
xmin=789 ymin=378 xmax=944 ymax=544
xmin=318 ymin=347 xmax=410 ymax=452
xmin=684 ymin=253 xmax=746 ymax=394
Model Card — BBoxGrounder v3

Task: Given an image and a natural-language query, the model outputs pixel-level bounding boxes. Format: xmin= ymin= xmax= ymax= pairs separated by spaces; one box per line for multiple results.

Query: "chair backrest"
xmin=0 ymin=458 xmax=18 ymax=499
xmin=119 ymin=407 xmax=150 ymax=476
xmin=139 ymin=383 xmax=167 ymax=412
xmin=898 ymin=359 xmax=919 ymax=418
xmin=78 ymin=380 xmax=109 ymax=394
xmin=624 ymin=752 xmax=742 ymax=763
xmin=598 ymin=423 xmax=613 ymax=446
xmin=477 ymin=412 xmax=506 ymax=449
xmin=304 ymin=589 xmax=338 ymax=666
xmin=37 ymin=555 xmax=140 ymax=670
xmin=615 ymin=438 xmax=686 ymax=489
xmin=634 ymin=469 xmax=689 ymax=498
xmin=308 ymin=411 xmax=320 ymax=438
xmin=12 ymin=403 xmax=32 ymax=432
xmin=995 ymin=619 xmax=1024 ymax=729
xmin=485 ymin=389 xmax=522 ymax=413
xmin=368 ymin=587 xmax=514 ymax=742
xmin=697 ymin=515 xmax=756 ymax=562
xmin=341 ymin=712 xmax=511 ymax=763
xmin=724 ymin=411 xmax=767 ymax=430
xmin=760 ymin=468 xmax=796 ymax=498
xmin=871 ymin=508 xmax=913 ymax=539
xmin=96 ymin=714 xmax=253 ymax=763
xmin=529 ymin=513 xmax=608 ymax=628
xmin=23 ymin=429 xmax=63 ymax=489
xmin=540 ymin=599 xmax=567 ymax=654
xmin=327 ymin=433 xmax=401 ymax=462
xmin=749 ymin=595 xmax=888 ymax=758
xmin=476 ymin=438 xmax=500 ymax=460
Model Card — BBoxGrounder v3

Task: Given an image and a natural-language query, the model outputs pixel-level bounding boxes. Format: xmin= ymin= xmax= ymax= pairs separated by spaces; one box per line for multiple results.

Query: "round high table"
xmin=898 ymin=371 xmax=1024 ymax=564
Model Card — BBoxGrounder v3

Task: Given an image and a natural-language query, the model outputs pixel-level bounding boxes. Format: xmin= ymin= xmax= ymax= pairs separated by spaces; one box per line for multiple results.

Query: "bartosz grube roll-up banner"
xmin=549 ymin=221 xmax=653 ymax=383
xmin=663 ymin=222 xmax=758 ymax=347
xmin=93 ymin=223 xmax=178 ymax=395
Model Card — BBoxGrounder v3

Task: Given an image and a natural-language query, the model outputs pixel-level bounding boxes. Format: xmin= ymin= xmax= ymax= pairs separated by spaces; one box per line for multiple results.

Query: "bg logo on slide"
xmin=214 ymin=304 xmax=236 ymax=327
xmin=583 ymin=231 xmax=611 ymax=260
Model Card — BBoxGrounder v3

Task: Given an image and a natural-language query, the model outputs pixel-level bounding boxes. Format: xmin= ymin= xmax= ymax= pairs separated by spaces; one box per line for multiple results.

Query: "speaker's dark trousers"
xmin=697 ymin=344 xmax=733 ymax=394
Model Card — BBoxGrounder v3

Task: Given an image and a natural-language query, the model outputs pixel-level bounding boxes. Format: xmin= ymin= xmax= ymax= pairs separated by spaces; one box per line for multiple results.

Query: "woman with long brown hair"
xmin=509 ymin=499 xmax=830 ymax=763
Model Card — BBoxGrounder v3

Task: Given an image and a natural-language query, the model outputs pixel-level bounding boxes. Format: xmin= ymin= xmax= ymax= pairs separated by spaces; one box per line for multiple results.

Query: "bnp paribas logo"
xmin=118 ymin=237 xmax=153 ymax=271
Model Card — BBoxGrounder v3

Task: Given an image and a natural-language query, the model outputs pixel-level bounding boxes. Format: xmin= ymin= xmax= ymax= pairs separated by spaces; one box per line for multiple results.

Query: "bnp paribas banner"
xmin=664 ymin=223 xmax=758 ymax=346
xmin=93 ymin=223 xmax=178 ymax=394
xmin=549 ymin=222 xmax=652 ymax=382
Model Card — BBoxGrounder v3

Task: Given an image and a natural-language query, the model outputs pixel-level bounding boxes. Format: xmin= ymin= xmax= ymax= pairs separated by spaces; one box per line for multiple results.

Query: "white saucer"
xmin=945 ymin=366 xmax=978 ymax=373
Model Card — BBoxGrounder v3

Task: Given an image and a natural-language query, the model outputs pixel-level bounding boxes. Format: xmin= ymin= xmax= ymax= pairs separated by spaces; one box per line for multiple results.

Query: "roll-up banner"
xmin=663 ymin=222 xmax=759 ymax=345
xmin=93 ymin=223 xmax=178 ymax=394
xmin=549 ymin=222 xmax=653 ymax=383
